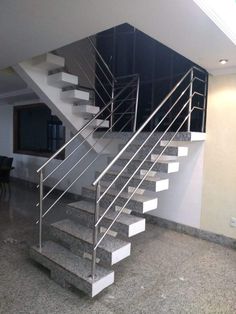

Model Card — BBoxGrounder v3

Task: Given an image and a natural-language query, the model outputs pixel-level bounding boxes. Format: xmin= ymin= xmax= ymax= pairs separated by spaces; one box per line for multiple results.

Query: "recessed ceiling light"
xmin=219 ymin=59 xmax=229 ymax=65
xmin=193 ymin=0 xmax=236 ymax=46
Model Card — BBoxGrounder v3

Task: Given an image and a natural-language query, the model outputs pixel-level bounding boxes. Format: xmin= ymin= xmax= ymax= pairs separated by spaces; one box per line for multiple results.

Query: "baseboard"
xmin=145 ymin=214 xmax=236 ymax=250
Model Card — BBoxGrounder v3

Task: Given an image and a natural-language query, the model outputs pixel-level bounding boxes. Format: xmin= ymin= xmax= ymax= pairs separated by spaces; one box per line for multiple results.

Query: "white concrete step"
xmin=83 ymin=185 xmax=158 ymax=213
xmin=50 ymin=219 xmax=131 ymax=266
xmin=67 ymin=200 xmax=146 ymax=238
xmin=33 ymin=53 xmax=65 ymax=70
xmin=30 ymin=241 xmax=114 ymax=297
xmin=72 ymin=104 xmax=100 ymax=116
xmin=89 ymin=119 xmax=109 ymax=128
xmin=61 ymin=89 xmax=90 ymax=103
xmin=48 ymin=72 xmax=78 ymax=88
xmin=97 ymin=170 xmax=169 ymax=193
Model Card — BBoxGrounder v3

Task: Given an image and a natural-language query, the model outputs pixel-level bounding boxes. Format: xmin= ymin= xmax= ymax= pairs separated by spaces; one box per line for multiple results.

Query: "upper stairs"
xmin=14 ymin=49 xmax=207 ymax=297
xmin=13 ymin=53 xmax=109 ymax=151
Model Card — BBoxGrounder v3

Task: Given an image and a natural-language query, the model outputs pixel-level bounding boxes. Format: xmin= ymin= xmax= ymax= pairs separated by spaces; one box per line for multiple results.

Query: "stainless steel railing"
xmin=66 ymin=37 xmax=139 ymax=131
xmin=90 ymin=66 xmax=207 ymax=279
xmin=36 ymin=39 xmax=140 ymax=250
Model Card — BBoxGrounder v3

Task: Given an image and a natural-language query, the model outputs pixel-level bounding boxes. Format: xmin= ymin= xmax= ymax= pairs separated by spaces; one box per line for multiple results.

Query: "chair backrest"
xmin=0 ymin=156 xmax=13 ymax=169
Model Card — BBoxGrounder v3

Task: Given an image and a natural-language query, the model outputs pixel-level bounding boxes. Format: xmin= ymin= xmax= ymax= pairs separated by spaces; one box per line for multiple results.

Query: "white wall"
xmin=201 ymin=74 xmax=236 ymax=239
xmin=150 ymin=142 xmax=205 ymax=228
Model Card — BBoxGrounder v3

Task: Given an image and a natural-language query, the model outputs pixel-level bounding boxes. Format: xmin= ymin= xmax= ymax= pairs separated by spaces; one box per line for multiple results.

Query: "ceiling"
xmin=0 ymin=0 xmax=236 ymax=76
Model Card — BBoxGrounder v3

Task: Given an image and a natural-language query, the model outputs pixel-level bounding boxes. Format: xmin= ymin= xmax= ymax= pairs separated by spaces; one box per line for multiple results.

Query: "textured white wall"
xmin=201 ymin=74 xmax=236 ymax=239
xmin=150 ymin=142 xmax=205 ymax=228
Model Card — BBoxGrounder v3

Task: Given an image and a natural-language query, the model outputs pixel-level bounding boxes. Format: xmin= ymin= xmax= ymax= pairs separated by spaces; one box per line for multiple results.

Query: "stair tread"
xmin=100 ymin=169 xmax=168 ymax=182
xmin=85 ymin=185 xmax=158 ymax=203
xmin=31 ymin=241 xmax=113 ymax=282
xmin=52 ymin=219 xmax=130 ymax=253
xmin=68 ymin=200 xmax=144 ymax=226
xmin=119 ymin=152 xmax=179 ymax=164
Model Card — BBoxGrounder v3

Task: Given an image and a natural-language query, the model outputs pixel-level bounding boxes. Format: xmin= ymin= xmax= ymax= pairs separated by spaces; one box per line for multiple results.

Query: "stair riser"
xmin=82 ymin=187 xmax=158 ymax=213
xmin=50 ymin=225 xmax=130 ymax=266
xmin=66 ymin=206 xmax=140 ymax=238
xmin=99 ymin=172 xmax=169 ymax=192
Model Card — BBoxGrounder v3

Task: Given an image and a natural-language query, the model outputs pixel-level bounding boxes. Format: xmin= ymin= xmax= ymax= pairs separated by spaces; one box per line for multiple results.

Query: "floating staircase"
xmin=14 ymin=49 xmax=207 ymax=297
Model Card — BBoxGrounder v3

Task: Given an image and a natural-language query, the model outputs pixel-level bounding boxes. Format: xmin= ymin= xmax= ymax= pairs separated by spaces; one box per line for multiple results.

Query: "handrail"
xmin=94 ymin=105 xmax=202 ymax=249
xmin=97 ymin=84 xmax=196 ymax=206
xmin=88 ymin=37 xmax=117 ymax=83
xmin=90 ymin=65 xmax=207 ymax=278
xmin=36 ymin=102 xmax=135 ymax=223
xmin=93 ymin=66 xmax=202 ymax=186
xmin=37 ymin=76 xmax=137 ymax=173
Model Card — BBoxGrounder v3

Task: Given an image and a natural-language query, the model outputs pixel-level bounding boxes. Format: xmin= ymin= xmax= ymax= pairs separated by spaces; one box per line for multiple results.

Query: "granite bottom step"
xmin=50 ymin=219 xmax=131 ymax=266
xmin=67 ymin=200 xmax=146 ymax=237
xmin=30 ymin=241 xmax=114 ymax=297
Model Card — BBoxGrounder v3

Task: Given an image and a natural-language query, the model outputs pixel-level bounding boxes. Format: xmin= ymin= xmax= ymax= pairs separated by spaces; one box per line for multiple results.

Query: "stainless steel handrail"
xmin=90 ymin=66 xmax=207 ymax=278
xmin=97 ymin=84 xmax=196 ymax=206
xmin=93 ymin=66 xmax=203 ymax=186
xmin=94 ymin=105 xmax=203 ymax=249
xmin=94 ymin=96 xmax=191 ymax=228
xmin=36 ymin=103 xmax=135 ymax=223
xmin=88 ymin=37 xmax=117 ymax=83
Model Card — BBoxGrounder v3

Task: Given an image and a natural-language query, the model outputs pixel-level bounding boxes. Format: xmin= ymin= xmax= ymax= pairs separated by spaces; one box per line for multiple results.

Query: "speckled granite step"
xmin=30 ymin=241 xmax=114 ymax=297
xmin=82 ymin=186 xmax=158 ymax=213
xmin=108 ymin=155 xmax=179 ymax=174
xmin=67 ymin=200 xmax=145 ymax=237
xmin=94 ymin=131 xmax=206 ymax=143
xmin=119 ymin=143 xmax=188 ymax=158
xmin=50 ymin=219 xmax=131 ymax=266
xmin=96 ymin=170 xmax=169 ymax=193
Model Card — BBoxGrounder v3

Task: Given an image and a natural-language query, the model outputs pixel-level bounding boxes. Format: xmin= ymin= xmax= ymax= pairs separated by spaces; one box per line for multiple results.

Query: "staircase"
xmin=14 ymin=43 xmax=207 ymax=297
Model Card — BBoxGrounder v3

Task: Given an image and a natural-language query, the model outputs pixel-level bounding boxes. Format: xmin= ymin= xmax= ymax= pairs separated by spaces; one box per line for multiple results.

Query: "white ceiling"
xmin=0 ymin=0 xmax=236 ymax=75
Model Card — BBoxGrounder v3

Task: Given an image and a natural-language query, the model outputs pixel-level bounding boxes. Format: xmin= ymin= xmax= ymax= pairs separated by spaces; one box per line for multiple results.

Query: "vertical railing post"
xmin=110 ymin=80 xmax=115 ymax=131
xmin=91 ymin=181 xmax=101 ymax=280
xmin=39 ymin=170 xmax=43 ymax=252
xmin=201 ymin=73 xmax=208 ymax=132
xmin=187 ymin=68 xmax=194 ymax=132
xmin=133 ymin=75 xmax=140 ymax=132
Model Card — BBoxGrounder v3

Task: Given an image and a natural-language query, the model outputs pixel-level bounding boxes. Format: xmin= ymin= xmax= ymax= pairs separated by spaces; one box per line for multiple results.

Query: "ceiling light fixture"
xmin=219 ymin=59 xmax=229 ymax=65
xmin=193 ymin=0 xmax=236 ymax=46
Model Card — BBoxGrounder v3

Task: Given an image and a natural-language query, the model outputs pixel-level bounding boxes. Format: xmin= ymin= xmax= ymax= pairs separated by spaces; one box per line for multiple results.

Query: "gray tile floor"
xmin=1 ymin=181 xmax=236 ymax=314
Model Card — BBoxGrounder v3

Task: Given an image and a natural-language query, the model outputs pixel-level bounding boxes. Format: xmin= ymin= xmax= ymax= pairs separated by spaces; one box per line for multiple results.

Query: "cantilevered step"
xmin=108 ymin=155 xmax=179 ymax=174
xmin=88 ymin=119 xmax=109 ymax=128
xmin=30 ymin=241 xmax=114 ymax=297
xmin=50 ymin=219 xmax=131 ymax=266
xmin=33 ymin=53 xmax=65 ymax=70
xmin=72 ymin=104 xmax=100 ymax=116
xmin=48 ymin=71 xmax=78 ymax=88
xmin=61 ymin=89 xmax=90 ymax=103
xmin=119 ymin=143 xmax=188 ymax=158
xmin=82 ymin=186 xmax=158 ymax=213
xmin=67 ymin=200 xmax=146 ymax=238
xmin=97 ymin=170 xmax=169 ymax=193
